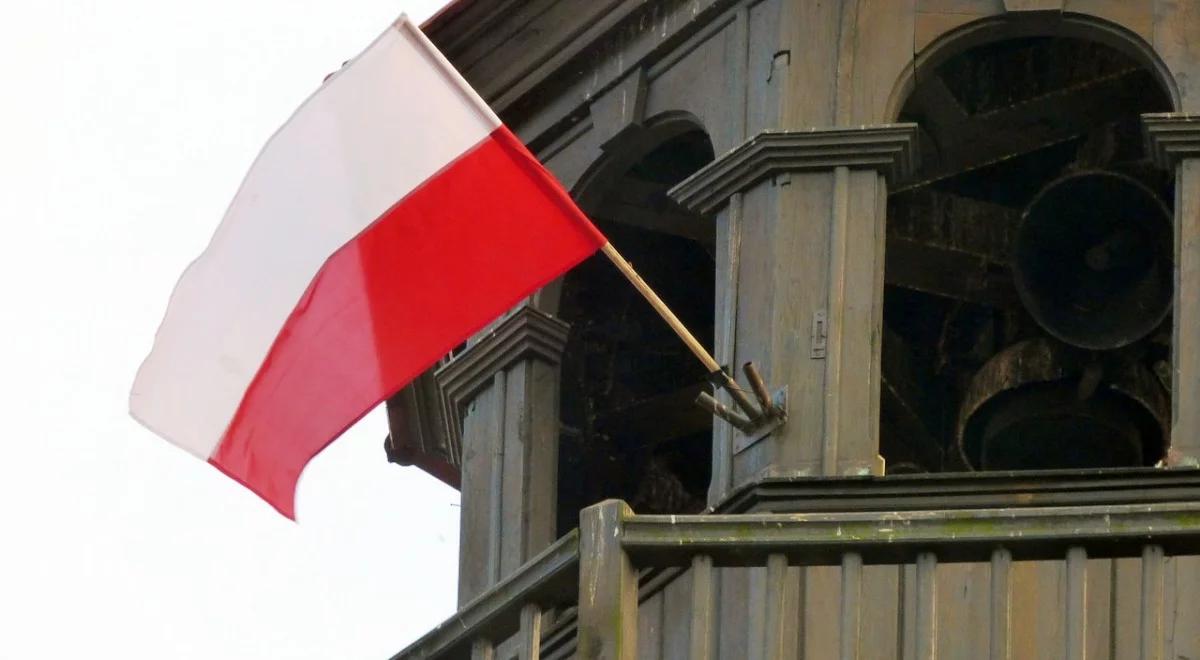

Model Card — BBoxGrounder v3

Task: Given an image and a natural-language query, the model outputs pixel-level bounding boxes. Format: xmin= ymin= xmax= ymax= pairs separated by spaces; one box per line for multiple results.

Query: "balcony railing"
xmin=392 ymin=471 xmax=1200 ymax=660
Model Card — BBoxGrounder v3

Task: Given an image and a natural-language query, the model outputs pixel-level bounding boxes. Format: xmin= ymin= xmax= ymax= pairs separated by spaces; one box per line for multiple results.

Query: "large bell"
xmin=1013 ymin=172 xmax=1172 ymax=350
xmin=957 ymin=339 xmax=1168 ymax=471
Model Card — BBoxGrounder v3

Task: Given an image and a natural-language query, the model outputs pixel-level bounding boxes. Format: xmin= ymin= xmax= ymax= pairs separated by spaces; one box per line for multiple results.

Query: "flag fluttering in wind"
xmin=130 ymin=16 xmax=606 ymax=519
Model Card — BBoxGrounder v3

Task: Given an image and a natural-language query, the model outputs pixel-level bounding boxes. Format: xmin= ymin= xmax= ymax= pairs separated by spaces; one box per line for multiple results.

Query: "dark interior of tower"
xmin=556 ymin=130 xmax=716 ymax=533
xmin=884 ymin=37 xmax=1174 ymax=473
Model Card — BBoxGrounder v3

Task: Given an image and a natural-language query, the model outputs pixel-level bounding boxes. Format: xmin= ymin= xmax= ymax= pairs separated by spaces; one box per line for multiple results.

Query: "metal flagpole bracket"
xmin=697 ymin=361 xmax=787 ymax=440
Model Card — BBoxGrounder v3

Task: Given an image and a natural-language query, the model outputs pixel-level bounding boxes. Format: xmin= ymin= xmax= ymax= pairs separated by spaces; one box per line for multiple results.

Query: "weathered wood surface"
xmin=577 ymin=500 xmax=637 ymax=660
xmin=447 ymin=310 xmax=569 ymax=604
xmin=395 ymin=480 xmax=1200 ymax=660
xmin=404 ymin=3 xmax=1200 ymax=660
xmin=1145 ymin=115 xmax=1200 ymax=464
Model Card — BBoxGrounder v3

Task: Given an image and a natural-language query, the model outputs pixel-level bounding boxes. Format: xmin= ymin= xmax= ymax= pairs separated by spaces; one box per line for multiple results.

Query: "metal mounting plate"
xmin=733 ymin=386 xmax=788 ymax=455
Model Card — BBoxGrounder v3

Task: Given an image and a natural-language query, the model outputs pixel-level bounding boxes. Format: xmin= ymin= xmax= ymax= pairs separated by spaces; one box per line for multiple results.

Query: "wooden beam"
xmin=907 ymin=68 xmax=1153 ymax=187
xmin=592 ymin=382 xmax=712 ymax=445
xmin=885 ymin=237 xmax=1021 ymax=309
xmin=620 ymin=501 xmax=1200 ymax=567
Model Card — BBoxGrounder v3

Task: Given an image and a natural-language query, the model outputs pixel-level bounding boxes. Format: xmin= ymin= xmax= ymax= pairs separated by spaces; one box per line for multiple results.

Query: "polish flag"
xmin=130 ymin=16 xmax=606 ymax=519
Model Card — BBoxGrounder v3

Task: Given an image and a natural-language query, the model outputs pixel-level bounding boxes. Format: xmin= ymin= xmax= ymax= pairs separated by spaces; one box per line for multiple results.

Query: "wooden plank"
xmin=826 ymin=169 xmax=887 ymax=475
xmin=1141 ymin=545 xmax=1164 ymax=660
xmin=989 ymin=549 xmax=1011 ymax=660
xmin=1172 ymin=160 xmax=1200 ymax=458
xmin=489 ymin=372 xmax=507 ymax=584
xmin=859 ymin=565 xmax=902 ymax=660
xmin=1065 ymin=547 xmax=1087 ymax=660
xmin=936 ymin=562 xmax=989 ymax=659
xmin=717 ymin=568 xmax=750 ymax=660
xmin=459 ymin=382 xmax=500 ymax=604
xmin=619 ymin=501 xmax=1200 ymax=566
xmin=711 ymin=199 xmax=740 ymax=505
xmin=1110 ymin=557 xmax=1142 ymax=660
xmin=1014 ymin=561 xmax=1065 ymax=660
xmin=638 ymin=591 xmax=664 ymax=659
xmin=900 ymin=563 xmax=918 ymax=660
xmin=523 ymin=361 xmax=561 ymax=569
xmin=915 ymin=553 xmax=938 ymax=660
xmin=500 ymin=366 xmax=525 ymax=575
xmin=909 ymin=68 xmax=1153 ymax=187
xmin=1167 ymin=555 xmax=1200 ymax=659
xmin=822 ymin=165 xmax=853 ymax=476
xmin=841 ymin=553 xmax=865 ymax=660
xmin=689 ymin=556 xmax=715 ymax=660
xmin=709 ymin=3 xmax=749 ymax=504
xmin=594 ymin=203 xmax=715 ymax=245
xmin=660 ymin=564 xmax=693 ymax=660
xmin=803 ymin=566 xmax=842 ymax=659
xmin=1085 ymin=558 xmax=1113 ymax=660
xmin=867 ymin=158 xmax=889 ymax=476
xmin=745 ymin=567 xmax=767 ymax=660
xmin=1008 ymin=562 xmax=1039 ymax=660
xmin=764 ymin=554 xmax=790 ymax=660
xmin=716 ymin=469 xmax=1200 ymax=515
xmin=577 ymin=501 xmax=637 ymax=660
xmin=520 ymin=604 xmax=544 ymax=660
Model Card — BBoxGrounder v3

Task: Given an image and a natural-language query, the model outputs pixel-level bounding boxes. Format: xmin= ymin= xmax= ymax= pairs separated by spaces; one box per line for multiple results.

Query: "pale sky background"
xmin=0 ymin=1 xmax=462 ymax=658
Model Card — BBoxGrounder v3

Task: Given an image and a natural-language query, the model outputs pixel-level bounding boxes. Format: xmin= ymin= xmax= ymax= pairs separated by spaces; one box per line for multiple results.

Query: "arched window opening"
xmin=556 ymin=129 xmax=715 ymax=533
xmin=883 ymin=36 xmax=1173 ymax=473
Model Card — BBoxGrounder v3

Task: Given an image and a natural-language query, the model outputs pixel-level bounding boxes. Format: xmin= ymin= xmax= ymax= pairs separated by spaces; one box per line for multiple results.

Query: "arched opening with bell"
xmin=881 ymin=26 xmax=1175 ymax=473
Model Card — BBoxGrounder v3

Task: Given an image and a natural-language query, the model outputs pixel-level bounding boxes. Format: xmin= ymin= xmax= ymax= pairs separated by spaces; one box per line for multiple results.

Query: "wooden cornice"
xmin=435 ymin=306 xmax=572 ymax=449
xmin=715 ymin=467 xmax=1200 ymax=515
xmin=385 ymin=372 xmax=461 ymax=489
xmin=668 ymin=124 xmax=921 ymax=215
xmin=1143 ymin=112 xmax=1200 ymax=168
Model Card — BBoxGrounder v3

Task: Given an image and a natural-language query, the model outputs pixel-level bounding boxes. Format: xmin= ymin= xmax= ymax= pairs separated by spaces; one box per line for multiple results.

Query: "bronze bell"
xmin=956 ymin=339 xmax=1168 ymax=471
xmin=1012 ymin=171 xmax=1172 ymax=350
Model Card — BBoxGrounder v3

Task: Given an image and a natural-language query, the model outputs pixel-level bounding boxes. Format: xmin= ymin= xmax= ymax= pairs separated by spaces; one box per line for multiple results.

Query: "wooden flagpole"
xmin=599 ymin=242 xmax=764 ymax=421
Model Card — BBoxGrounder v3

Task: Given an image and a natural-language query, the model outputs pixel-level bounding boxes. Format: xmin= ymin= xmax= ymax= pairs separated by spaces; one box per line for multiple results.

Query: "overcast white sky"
xmin=0 ymin=1 xmax=461 ymax=657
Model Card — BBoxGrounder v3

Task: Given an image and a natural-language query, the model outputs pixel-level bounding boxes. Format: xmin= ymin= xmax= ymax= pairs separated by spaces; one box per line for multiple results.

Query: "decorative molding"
xmin=622 ymin=497 xmax=1200 ymax=566
xmin=715 ymin=467 xmax=1200 ymax=514
xmin=384 ymin=372 xmax=461 ymax=489
xmin=1143 ymin=113 xmax=1200 ymax=168
xmin=435 ymin=306 xmax=572 ymax=450
xmin=668 ymin=123 xmax=921 ymax=215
